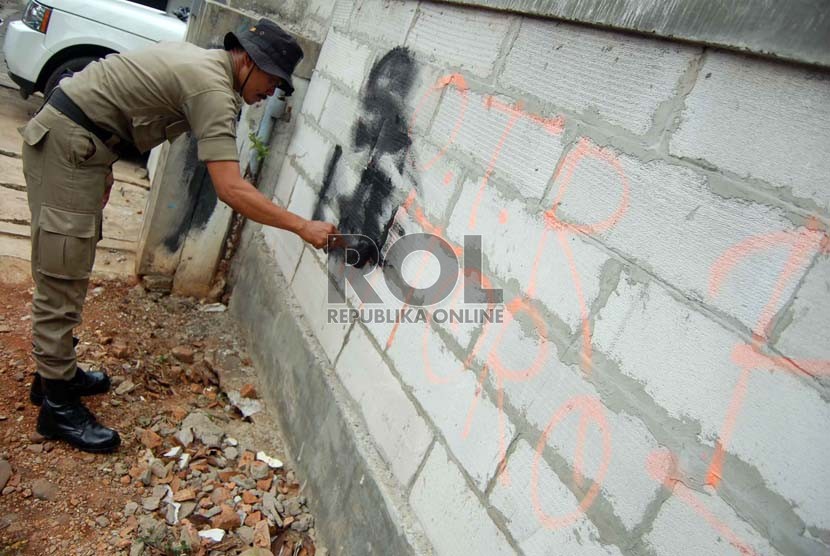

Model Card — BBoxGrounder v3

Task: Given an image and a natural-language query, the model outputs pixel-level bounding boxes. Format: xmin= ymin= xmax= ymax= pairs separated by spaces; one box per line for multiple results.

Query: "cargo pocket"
xmin=19 ymin=118 xmax=50 ymax=147
xmin=37 ymin=206 xmax=97 ymax=280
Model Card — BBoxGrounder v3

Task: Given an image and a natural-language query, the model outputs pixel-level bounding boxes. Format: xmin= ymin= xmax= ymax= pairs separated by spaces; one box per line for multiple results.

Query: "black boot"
xmin=30 ymin=337 xmax=111 ymax=405
xmin=37 ymin=378 xmax=120 ymax=453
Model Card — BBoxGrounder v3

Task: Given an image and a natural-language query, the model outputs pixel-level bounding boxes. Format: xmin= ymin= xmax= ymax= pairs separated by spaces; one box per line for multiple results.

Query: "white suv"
xmin=3 ymin=0 xmax=188 ymax=99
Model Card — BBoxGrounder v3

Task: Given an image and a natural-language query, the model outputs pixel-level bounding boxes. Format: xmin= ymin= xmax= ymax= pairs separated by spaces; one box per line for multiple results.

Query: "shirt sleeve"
xmin=182 ymin=90 xmax=240 ymax=161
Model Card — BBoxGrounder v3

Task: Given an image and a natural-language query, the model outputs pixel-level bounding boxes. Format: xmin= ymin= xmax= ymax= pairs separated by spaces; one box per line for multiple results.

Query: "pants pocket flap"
xmin=39 ymin=206 xmax=97 ymax=238
xmin=19 ymin=119 xmax=50 ymax=147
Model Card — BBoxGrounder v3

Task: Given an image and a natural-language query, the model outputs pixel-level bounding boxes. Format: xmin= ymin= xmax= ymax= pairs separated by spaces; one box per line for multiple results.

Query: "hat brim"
xmin=224 ymin=31 xmax=295 ymax=96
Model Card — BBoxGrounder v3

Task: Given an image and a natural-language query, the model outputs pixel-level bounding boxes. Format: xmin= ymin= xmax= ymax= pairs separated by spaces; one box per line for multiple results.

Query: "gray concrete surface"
xmin=229 ymin=227 xmax=433 ymax=556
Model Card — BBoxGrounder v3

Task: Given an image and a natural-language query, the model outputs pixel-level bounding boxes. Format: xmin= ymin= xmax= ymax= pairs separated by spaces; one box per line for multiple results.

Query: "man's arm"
xmin=206 ymin=160 xmax=338 ymax=249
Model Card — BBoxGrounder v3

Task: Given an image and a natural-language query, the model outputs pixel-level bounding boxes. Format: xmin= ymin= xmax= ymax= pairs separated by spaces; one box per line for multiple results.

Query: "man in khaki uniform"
xmin=21 ymin=19 xmax=338 ymax=453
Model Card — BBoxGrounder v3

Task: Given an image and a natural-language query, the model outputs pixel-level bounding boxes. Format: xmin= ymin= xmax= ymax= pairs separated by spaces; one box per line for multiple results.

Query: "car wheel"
xmin=43 ymin=56 xmax=98 ymax=96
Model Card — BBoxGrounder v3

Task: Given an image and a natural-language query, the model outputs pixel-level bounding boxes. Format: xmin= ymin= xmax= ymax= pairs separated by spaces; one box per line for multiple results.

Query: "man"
xmin=19 ymin=19 xmax=339 ymax=453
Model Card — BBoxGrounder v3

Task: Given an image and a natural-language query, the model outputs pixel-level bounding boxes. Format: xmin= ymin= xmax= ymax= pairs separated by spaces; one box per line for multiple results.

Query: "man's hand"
xmin=300 ymin=220 xmax=342 ymax=250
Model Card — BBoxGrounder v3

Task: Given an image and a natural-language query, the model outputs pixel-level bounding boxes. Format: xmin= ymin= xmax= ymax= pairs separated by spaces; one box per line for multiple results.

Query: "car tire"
xmin=43 ymin=56 xmax=98 ymax=96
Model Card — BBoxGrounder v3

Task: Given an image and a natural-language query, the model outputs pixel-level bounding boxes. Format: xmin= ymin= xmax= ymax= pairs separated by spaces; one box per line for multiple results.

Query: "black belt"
xmin=47 ymin=88 xmax=124 ymax=152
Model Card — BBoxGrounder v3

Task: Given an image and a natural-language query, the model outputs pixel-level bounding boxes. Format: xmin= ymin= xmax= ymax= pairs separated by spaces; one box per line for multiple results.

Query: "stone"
xmin=129 ymin=540 xmax=146 ymax=556
xmin=290 ymin=513 xmax=313 ymax=532
xmin=115 ymin=380 xmax=136 ymax=396
xmin=249 ymin=461 xmax=269 ymax=481
xmin=179 ymin=412 xmax=223 ymax=448
xmin=123 ymin=501 xmax=139 ymax=516
xmin=261 ymin=493 xmax=283 ymax=527
xmin=0 ymin=460 xmax=12 ymax=491
xmin=180 ymin=521 xmax=201 ymax=552
xmin=239 ymin=549 xmax=272 ymax=556
xmin=172 ymin=345 xmax=195 ymax=364
xmin=233 ymin=475 xmax=256 ymax=490
xmin=142 ymin=496 xmax=161 ymax=511
xmin=252 ymin=519 xmax=270 ymax=548
xmin=140 ymin=429 xmax=163 ymax=450
xmin=239 ymin=383 xmax=258 ymax=399
xmin=26 ymin=444 xmax=43 ymax=454
xmin=210 ymin=487 xmax=231 ymax=506
xmin=210 ymin=504 xmax=241 ymax=530
xmin=200 ymin=506 xmax=222 ymax=518
xmin=284 ymin=497 xmax=302 ymax=517
xmin=31 ymin=478 xmax=57 ymax=500
xmin=95 ymin=516 xmax=110 ymax=528
xmin=237 ymin=525 xmax=255 ymax=545
xmin=173 ymin=488 xmax=196 ymax=502
xmin=137 ymin=515 xmax=166 ymax=545
xmin=242 ymin=490 xmax=259 ymax=504
xmin=223 ymin=446 xmax=239 ymax=461
xmin=179 ymin=501 xmax=196 ymax=520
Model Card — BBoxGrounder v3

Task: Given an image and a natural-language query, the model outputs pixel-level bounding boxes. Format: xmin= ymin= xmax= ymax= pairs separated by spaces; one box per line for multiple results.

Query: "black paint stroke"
xmin=314 ymin=47 xmax=417 ymax=268
xmin=163 ymin=135 xmax=218 ymax=252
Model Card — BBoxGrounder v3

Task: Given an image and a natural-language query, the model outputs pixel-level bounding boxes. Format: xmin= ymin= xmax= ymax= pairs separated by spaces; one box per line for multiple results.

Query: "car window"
xmin=127 ymin=0 xmax=168 ymax=11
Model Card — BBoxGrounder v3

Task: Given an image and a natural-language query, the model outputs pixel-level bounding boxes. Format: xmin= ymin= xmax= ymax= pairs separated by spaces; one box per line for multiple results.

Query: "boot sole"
xmin=36 ymin=426 xmax=121 ymax=454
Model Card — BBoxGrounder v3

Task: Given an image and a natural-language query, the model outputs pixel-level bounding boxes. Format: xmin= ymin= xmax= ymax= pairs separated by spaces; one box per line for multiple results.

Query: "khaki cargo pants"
xmin=20 ymin=104 xmax=119 ymax=380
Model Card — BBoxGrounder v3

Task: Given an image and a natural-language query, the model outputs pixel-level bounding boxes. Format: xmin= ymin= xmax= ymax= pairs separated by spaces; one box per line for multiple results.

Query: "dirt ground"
xmin=0 ymin=276 xmax=322 ymax=556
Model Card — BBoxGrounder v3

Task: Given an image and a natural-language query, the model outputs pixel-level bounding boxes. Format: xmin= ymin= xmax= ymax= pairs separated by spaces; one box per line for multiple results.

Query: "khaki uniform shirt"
xmin=60 ymin=41 xmax=241 ymax=161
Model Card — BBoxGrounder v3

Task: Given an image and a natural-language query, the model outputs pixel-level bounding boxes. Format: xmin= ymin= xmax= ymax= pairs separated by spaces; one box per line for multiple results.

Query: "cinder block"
xmin=447 ymin=178 xmax=608 ymax=332
xmin=335 ymin=325 xmax=433 ymax=486
xmin=263 ymin=173 xmax=318 ymax=281
xmin=319 ymin=85 xmax=359 ymax=147
xmin=775 ymin=256 xmax=830 ymax=365
xmin=330 ymin=0 xmax=354 ymax=31
xmin=409 ymin=139 xmax=464 ymax=222
xmin=670 ymin=51 xmax=830 ymax=208
xmin=300 ymin=71 xmax=331 ymax=122
xmin=594 ymin=278 xmax=830 ymax=530
xmin=431 ymin=89 xmax=567 ymax=200
xmin=290 ymin=250 xmax=351 ymax=363
xmin=491 ymin=440 xmax=623 ymax=556
xmin=727 ymin=365 xmax=830 ymax=530
xmin=546 ymin=142 xmax=822 ymax=335
xmin=405 ymin=62 xmax=447 ymax=137
xmin=406 ymin=3 xmax=511 ymax=79
xmin=646 ymin=485 xmax=781 ymax=556
xmin=410 ymin=443 xmax=515 ymax=556
xmin=316 ymin=31 xmax=373 ymax=92
xmin=500 ymin=19 xmax=698 ymax=135
xmin=350 ymin=0 xmax=418 ymax=46
xmin=388 ymin=319 xmax=515 ymax=490
xmin=287 ymin=117 xmax=336 ymax=186
xmin=485 ymin=325 xmax=664 ymax=530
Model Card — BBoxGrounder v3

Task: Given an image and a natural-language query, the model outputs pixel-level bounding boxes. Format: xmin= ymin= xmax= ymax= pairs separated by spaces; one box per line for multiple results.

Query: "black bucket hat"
xmin=224 ymin=18 xmax=303 ymax=95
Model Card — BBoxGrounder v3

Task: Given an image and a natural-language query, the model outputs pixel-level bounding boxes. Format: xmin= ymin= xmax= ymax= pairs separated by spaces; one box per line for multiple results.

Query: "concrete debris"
xmin=197 ymin=302 xmax=227 ymax=313
xmin=256 ymin=451 xmax=284 ymax=469
xmin=163 ymin=446 xmax=182 ymax=458
xmin=179 ymin=411 xmax=224 ymax=447
xmin=227 ymin=390 xmax=263 ymax=418
xmin=197 ymin=528 xmax=225 ymax=542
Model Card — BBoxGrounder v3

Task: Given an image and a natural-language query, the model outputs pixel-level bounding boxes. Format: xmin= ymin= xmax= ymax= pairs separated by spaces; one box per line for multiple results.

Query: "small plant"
xmin=249 ymin=130 xmax=269 ymax=162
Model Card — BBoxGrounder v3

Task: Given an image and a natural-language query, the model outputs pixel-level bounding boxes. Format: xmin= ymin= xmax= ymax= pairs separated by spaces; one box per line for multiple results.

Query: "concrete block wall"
xmin=236 ymin=1 xmax=830 ymax=554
